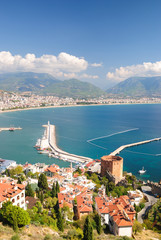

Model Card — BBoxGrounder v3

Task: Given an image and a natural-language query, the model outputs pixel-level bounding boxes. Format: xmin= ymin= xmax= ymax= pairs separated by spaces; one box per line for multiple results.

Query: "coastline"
xmin=1 ymin=101 xmax=161 ymax=114
xmin=0 ymin=102 xmax=161 ymax=181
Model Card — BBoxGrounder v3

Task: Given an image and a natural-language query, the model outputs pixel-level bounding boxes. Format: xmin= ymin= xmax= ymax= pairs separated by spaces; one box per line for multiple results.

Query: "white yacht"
xmin=138 ymin=167 xmax=146 ymax=174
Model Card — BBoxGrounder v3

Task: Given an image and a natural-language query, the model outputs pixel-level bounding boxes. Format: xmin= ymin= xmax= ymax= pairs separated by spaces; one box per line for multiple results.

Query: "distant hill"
xmin=0 ymin=72 xmax=59 ymax=92
xmin=106 ymin=76 xmax=161 ymax=97
xmin=0 ymin=72 xmax=106 ymax=98
xmin=40 ymin=78 xmax=106 ymax=98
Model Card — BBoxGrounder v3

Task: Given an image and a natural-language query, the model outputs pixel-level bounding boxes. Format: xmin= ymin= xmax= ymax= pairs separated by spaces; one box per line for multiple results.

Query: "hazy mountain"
xmin=40 ymin=78 xmax=106 ymax=98
xmin=0 ymin=72 xmax=106 ymax=98
xmin=106 ymin=76 xmax=161 ymax=97
xmin=0 ymin=72 xmax=59 ymax=92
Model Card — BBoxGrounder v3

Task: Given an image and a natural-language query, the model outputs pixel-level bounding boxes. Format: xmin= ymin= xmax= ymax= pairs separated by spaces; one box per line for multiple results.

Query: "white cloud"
xmin=0 ymin=51 xmax=88 ymax=77
xmin=63 ymin=73 xmax=77 ymax=78
xmin=106 ymin=60 xmax=161 ymax=81
xmin=91 ymin=62 xmax=102 ymax=67
xmin=80 ymin=73 xmax=99 ymax=79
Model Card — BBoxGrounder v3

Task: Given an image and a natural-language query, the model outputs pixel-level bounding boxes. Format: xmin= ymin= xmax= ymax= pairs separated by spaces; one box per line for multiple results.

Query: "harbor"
xmin=35 ymin=122 xmax=93 ymax=164
xmin=110 ymin=137 xmax=161 ymax=156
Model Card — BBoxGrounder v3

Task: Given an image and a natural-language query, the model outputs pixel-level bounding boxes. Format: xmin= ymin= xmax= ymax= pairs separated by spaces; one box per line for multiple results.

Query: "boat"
xmin=38 ymin=150 xmax=49 ymax=154
xmin=138 ymin=167 xmax=146 ymax=174
xmin=9 ymin=127 xmax=14 ymax=131
xmin=34 ymin=138 xmax=41 ymax=148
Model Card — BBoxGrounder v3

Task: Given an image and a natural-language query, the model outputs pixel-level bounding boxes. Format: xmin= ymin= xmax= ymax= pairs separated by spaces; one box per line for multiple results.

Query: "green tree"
xmin=9 ymin=166 xmax=23 ymax=177
xmin=105 ymin=184 xmax=109 ymax=196
xmin=25 ymin=183 xmax=34 ymax=197
xmin=94 ymin=213 xmax=101 ymax=234
xmin=77 ymin=167 xmax=82 ymax=175
xmin=40 ymin=191 xmax=44 ymax=204
xmin=62 ymin=203 xmax=74 ymax=221
xmin=56 ymin=181 xmax=60 ymax=195
xmin=35 ymin=201 xmax=42 ymax=213
xmin=0 ymin=202 xmax=30 ymax=228
xmin=108 ymin=182 xmax=115 ymax=191
xmin=44 ymin=197 xmax=57 ymax=209
xmin=133 ymin=220 xmax=143 ymax=234
xmin=83 ymin=216 xmax=93 ymax=240
xmin=51 ymin=183 xmax=56 ymax=198
xmin=57 ymin=209 xmax=64 ymax=231
xmin=38 ymin=173 xmax=48 ymax=191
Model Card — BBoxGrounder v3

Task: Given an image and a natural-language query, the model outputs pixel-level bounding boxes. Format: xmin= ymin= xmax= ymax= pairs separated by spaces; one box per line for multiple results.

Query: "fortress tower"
xmin=101 ymin=155 xmax=123 ymax=184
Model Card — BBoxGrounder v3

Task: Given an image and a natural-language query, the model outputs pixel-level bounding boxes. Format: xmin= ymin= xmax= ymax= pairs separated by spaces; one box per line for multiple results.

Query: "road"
xmin=138 ymin=186 xmax=158 ymax=223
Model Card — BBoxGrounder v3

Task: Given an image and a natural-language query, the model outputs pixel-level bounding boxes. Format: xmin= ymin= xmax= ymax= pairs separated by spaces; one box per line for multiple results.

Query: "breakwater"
xmin=110 ymin=137 xmax=161 ymax=156
xmin=0 ymin=127 xmax=22 ymax=132
xmin=44 ymin=122 xmax=93 ymax=163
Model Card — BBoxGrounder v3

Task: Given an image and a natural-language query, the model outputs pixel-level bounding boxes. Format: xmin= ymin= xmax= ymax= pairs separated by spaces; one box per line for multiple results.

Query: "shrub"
xmin=11 ymin=234 xmax=21 ymax=240
xmin=44 ymin=234 xmax=52 ymax=240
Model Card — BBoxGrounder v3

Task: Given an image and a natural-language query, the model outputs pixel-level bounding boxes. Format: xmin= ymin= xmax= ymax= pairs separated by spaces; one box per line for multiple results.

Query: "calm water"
xmin=0 ymin=104 xmax=161 ymax=181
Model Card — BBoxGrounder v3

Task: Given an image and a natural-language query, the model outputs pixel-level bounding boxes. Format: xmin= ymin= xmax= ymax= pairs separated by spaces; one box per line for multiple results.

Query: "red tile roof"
xmin=95 ymin=195 xmax=135 ymax=228
xmin=0 ymin=181 xmax=25 ymax=203
xmin=58 ymin=193 xmax=73 ymax=209
xmin=44 ymin=165 xmax=59 ymax=173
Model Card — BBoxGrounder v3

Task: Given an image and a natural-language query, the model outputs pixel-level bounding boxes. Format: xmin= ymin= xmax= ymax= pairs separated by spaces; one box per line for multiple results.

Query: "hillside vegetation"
xmin=0 ymin=72 xmax=106 ymax=98
xmin=106 ymin=76 xmax=161 ymax=97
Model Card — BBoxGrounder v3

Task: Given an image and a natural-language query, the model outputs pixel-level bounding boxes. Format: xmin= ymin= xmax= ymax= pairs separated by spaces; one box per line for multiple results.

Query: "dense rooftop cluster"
xmin=0 ymin=90 xmax=161 ymax=111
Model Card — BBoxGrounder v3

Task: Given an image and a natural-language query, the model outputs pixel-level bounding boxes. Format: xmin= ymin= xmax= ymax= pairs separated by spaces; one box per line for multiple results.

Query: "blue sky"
xmin=1 ymin=0 xmax=161 ymax=89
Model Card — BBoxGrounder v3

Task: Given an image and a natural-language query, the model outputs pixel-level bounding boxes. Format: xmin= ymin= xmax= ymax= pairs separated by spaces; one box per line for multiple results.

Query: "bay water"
xmin=0 ymin=104 xmax=161 ymax=181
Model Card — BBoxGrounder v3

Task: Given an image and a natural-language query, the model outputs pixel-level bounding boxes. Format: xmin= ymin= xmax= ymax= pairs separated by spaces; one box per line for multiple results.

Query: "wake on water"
xmin=87 ymin=127 xmax=161 ymax=156
xmin=86 ymin=128 xmax=139 ymax=150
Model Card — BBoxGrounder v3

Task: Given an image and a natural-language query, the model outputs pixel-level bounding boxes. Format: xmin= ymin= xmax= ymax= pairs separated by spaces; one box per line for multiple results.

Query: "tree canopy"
xmin=83 ymin=216 xmax=93 ymax=240
xmin=38 ymin=173 xmax=48 ymax=191
xmin=0 ymin=202 xmax=30 ymax=228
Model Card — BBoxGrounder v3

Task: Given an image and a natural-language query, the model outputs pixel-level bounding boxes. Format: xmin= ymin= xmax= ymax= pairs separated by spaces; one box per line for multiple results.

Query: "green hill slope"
xmin=106 ymin=76 xmax=161 ymax=97
xmin=0 ymin=72 xmax=106 ymax=98
xmin=0 ymin=72 xmax=59 ymax=92
xmin=41 ymin=78 xmax=106 ymax=98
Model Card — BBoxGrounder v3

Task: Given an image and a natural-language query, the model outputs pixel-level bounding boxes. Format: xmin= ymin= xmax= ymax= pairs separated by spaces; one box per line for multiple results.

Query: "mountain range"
xmin=0 ymin=72 xmax=106 ymax=98
xmin=106 ymin=76 xmax=161 ymax=97
xmin=1 ymin=73 xmax=161 ymax=98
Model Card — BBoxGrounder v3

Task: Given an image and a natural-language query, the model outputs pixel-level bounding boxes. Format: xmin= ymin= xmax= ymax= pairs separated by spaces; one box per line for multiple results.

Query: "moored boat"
xmin=138 ymin=166 xmax=146 ymax=174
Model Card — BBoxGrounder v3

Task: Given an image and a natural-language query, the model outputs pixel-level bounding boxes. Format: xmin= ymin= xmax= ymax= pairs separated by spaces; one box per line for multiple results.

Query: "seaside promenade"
xmin=110 ymin=137 xmax=161 ymax=156
xmin=44 ymin=123 xmax=93 ymax=163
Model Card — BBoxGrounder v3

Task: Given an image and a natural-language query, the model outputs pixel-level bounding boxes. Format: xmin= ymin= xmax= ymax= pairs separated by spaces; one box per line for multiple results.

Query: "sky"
xmin=1 ymin=0 xmax=161 ymax=89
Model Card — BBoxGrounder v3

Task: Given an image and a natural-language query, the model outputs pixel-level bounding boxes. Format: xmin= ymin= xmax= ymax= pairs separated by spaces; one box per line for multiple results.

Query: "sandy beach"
xmin=1 ymin=101 xmax=161 ymax=115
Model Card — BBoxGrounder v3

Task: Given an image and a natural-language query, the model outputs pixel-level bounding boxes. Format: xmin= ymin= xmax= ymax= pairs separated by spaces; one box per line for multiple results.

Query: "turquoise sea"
xmin=0 ymin=104 xmax=161 ymax=182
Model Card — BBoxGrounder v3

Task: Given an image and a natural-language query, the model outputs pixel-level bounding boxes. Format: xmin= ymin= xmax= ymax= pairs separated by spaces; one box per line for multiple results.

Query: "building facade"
xmin=0 ymin=181 xmax=26 ymax=209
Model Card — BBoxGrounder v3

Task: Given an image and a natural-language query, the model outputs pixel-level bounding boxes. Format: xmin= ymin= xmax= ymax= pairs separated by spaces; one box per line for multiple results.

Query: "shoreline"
xmin=1 ymin=101 xmax=161 ymax=114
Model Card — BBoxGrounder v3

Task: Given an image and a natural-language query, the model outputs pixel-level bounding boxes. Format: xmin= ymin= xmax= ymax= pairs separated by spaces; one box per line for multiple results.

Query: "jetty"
xmin=0 ymin=127 xmax=22 ymax=132
xmin=110 ymin=137 xmax=161 ymax=156
xmin=43 ymin=122 xmax=93 ymax=163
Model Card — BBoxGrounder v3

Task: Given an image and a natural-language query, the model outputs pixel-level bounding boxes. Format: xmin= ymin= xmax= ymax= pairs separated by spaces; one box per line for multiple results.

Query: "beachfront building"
xmin=0 ymin=180 xmax=26 ymax=209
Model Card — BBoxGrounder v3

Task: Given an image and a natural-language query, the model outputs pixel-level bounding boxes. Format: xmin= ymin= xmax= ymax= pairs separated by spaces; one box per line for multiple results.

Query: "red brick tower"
xmin=101 ymin=155 xmax=123 ymax=183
